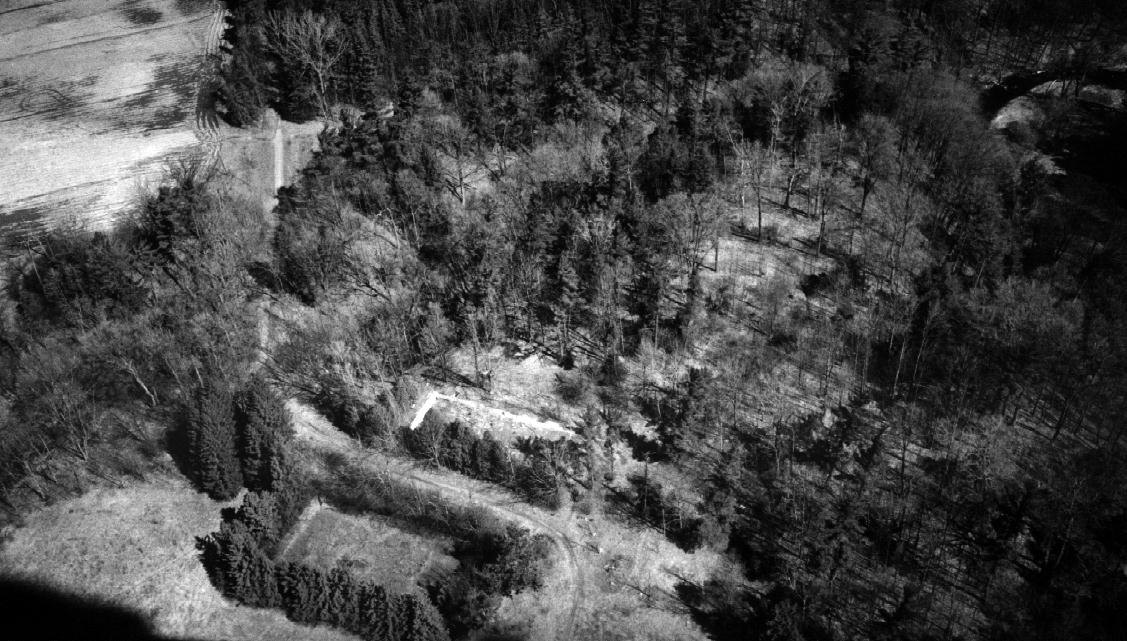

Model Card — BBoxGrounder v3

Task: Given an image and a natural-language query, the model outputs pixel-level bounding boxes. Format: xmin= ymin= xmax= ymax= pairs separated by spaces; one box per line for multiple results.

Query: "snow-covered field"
xmin=0 ymin=0 xmax=221 ymax=243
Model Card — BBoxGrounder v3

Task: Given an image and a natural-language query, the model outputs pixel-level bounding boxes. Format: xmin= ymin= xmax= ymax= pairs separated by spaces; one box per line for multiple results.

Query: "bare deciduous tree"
xmin=729 ymin=134 xmax=777 ymax=242
xmin=263 ymin=10 xmax=345 ymax=118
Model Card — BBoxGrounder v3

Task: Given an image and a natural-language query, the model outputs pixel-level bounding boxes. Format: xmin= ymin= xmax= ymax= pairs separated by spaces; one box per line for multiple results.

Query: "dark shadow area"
xmin=0 ymin=578 xmax=204 ymax=641
xmin=418 ymin=365 xmax=478 ymax=388
xmin=175 ymin=0 xmax=210 ymax=16
xmin=120 ymin=1 xmax=163 ymax=26
xmin=151 ymin=60 xmax=197 ymax=104
xmin=0 ymin=205 xmax=49 ymax=251
xmin=195 ymin=76 xmax=222 ymax=132
xmin=980 ymin=68 xmax=1127 ymax=115
xmin=246 ymin=260 xmax=282 ymax=293
xmin=163 ymin=411 xmax=193 ymax=484
xmin=620 ymin=428 xmax=664 ymax=461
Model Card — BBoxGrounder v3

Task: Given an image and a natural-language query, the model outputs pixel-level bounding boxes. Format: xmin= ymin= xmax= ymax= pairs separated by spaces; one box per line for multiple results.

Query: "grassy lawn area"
xmin=279 ymin=506 xmax=458 ymax=595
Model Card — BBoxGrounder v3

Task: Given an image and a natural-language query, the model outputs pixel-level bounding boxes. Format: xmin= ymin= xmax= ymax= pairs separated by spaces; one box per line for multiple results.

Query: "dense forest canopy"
xmin=3 ymin=1 xmax=1127 ymax=640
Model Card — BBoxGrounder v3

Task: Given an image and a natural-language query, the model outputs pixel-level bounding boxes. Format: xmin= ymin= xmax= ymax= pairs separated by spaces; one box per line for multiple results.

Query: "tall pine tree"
xmin=187 ymin=380 xmax=242 ymax=500
xmin=236 ymin=381 xmax=290 ymax=492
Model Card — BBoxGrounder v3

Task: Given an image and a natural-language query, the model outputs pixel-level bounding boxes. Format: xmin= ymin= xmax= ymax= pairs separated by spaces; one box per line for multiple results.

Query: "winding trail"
xmin=288 ymin=400 xmax=586 ymax=641
xmin=0 ymin=13 xmax=213 ymax=63
xmin=192 ymin=0 xmax=225 ymax=166
xmin=386 ymin=460 xmax=586 ymax=639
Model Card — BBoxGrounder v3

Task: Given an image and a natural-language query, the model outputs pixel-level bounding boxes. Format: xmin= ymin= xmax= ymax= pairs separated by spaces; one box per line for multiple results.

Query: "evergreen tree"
xmin=233 ymin=491 xmax=282 ymax=554
xmin=549 ymin=249 xmax=582 ymax=362
xmin=236 ymin=381 xmax=290 ymax=491
xmin=238 ymin=534 xmax=282 ymax=609
xmin=674 ymin=367 xmax=716 ymax=451
xmin=323 ymin=567 xmax=356 ymax=630
xmin=277 ymin=561 xmax=309 ymax=621
xmin=359 ymin=582 xmax=393 ymax=640
xmin=403 ymin=593 xmax=451 ymax=641
xmin=283 ymin=562 xmax=331 ymax=624
xmin=196 ymin=519 xmax=280 ymax=608
xmin=272 ymin=468 xmax=309 ymax=542
xmin=481 ymin=431 xmax=510 ymax=484
xmin=187 ymin=380 xmax=242 ymax=500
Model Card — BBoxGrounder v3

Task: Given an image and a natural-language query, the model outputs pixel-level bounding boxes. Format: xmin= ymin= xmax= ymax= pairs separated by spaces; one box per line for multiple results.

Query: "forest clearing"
xmin=277 ymin=505 xmax=459 ymax=595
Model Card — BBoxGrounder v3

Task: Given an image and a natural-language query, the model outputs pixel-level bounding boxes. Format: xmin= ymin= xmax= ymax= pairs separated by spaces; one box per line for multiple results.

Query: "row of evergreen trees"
xmin=197 ymin=489 xmax=449 ymax=641
xmin=397 ymin=408 xmax=708 ymax=552
xmin=186 ymin=384 xmax=555 ymax=641
xmin=399 ymin=415 xmax=582 ymax=509
xmin=191 ymin=390 xmax=451 ymax=641
xmin=183 ymin=380 xmax=292 ymax=500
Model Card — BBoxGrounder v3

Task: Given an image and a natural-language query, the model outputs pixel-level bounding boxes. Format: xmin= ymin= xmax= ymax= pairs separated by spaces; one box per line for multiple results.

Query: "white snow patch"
xmin=991 ymin=96 xmax=1044 ymax=130
xmin=407 ymin=391 xmax=576 ymax=441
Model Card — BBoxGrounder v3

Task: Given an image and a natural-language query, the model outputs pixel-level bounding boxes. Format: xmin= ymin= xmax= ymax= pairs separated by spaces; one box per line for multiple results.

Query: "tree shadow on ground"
xmin=0 ymin=578 xmax=205 ymax=641
xmin=163 ymin=413 xmax=193 ymax=484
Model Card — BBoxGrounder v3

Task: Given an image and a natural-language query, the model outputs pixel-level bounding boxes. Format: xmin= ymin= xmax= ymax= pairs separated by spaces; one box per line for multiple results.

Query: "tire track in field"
xmin=192 ymin=1 xmax=224 ymax=166
xmin=0 ymin=14 xmax=214 ymax=62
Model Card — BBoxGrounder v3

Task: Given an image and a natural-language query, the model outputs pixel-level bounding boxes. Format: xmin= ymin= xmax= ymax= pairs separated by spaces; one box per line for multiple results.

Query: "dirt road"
xmin=287 ymin=400 xmax=586 ymax=641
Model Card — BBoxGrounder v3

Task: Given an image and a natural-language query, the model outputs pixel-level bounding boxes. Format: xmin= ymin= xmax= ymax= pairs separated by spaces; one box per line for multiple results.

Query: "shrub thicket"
xmin=200 ymin=454 xmax=552 ymax=641
xmin=18 ymin=230 xmax=150 ymax=327
xmin=428 ymin=525 xmax=552 ymax=638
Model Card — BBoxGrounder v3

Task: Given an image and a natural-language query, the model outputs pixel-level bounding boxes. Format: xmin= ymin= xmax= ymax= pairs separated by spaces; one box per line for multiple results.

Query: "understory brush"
xmin=0 ymin=158 xmax=267 ymax=515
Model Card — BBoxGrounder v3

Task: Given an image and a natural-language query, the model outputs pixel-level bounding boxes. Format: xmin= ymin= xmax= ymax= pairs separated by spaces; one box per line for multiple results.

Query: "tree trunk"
xmin=756 ymin=189 xmax=764 ymax=241
xmin=816 ymin=193 xmax=826 ymax=256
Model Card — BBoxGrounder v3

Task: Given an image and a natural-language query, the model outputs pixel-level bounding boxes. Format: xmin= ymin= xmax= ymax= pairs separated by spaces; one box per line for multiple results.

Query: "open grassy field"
xmin=0 ymin=0 xmax=220 ymax=241
xmin=279 ymin=505 xmax=458 ymax=595
xmin=0 ymin=477 xmax=359 ymax=641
